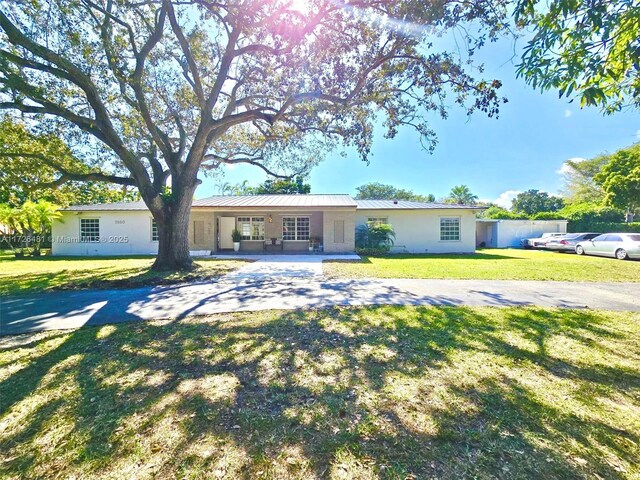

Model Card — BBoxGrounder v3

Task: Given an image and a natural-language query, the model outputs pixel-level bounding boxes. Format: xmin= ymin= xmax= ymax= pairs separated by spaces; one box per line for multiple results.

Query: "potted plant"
xmin=308 ymin=237 xmax=316 ymax=252
xmin=231 ymin=228 xmax=242 ymax=252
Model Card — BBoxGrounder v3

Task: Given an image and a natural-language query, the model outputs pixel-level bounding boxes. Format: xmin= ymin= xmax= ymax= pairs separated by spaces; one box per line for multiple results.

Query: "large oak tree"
xmin=0 ymin=0 xmax=508 ymax=270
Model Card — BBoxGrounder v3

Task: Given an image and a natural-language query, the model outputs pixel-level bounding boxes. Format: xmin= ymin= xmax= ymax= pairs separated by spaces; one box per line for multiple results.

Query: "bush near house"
xmin=355 ymin=223 xmax=396 ymax=255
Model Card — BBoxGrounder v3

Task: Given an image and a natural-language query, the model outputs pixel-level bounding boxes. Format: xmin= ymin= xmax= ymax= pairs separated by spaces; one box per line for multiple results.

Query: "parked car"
xmin=545 ymin=233 xmax=601 ymax=252
xmin=521 ymin=232 xmax=565 ymax=249
xmin=575 ymin=233 xmax=640 ymax=260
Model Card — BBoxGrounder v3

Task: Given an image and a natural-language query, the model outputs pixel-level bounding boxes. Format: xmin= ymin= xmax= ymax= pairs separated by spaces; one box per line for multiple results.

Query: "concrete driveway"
xmin=214 ymin=254 xmax=360 ymax=280
xmin=2 ymin=274 xmax=639 ymax=335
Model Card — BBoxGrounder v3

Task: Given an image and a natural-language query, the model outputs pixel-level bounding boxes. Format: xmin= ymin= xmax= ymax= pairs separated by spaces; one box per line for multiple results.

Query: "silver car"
xmin=545 ymin=232 xmax=600 ymax=252
xmin=575 ymin=233 xmax=640 ymax=260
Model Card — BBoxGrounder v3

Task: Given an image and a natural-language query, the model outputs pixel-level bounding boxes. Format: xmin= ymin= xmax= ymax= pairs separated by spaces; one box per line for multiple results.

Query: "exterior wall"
xmin=52 ymin=211 xmax=159 ymax=256
xmin=475 ymin=222 xmax=498 ymax=248
xmin=491 ymin=220 xmax=568 ymax=248
xmin=356 ymin=209 xmax=477 ymax=254
xmin=213 ymin=210 xmax=354 ymax=253
xmin=323 ymin=208 xmax=356 ymax=253
xmin=188 ymin=211 xmax=215 ymax=251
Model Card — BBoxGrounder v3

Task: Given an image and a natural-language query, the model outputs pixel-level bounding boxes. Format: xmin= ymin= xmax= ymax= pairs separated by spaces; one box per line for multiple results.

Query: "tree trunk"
xmin=151 ymin=183 xmax=197 ymax=271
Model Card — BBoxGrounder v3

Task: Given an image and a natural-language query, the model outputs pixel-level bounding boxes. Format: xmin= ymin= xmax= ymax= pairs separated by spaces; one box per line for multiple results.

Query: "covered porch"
xmin=187 ymin=204 xmax=356 ymax=254
xmin=216 ymin=211 xmax=324 ymax=253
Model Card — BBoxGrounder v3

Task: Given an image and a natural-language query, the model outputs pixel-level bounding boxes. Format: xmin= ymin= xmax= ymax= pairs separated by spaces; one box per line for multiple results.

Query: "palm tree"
xmin=447 ymin=185 xmax=479 ymax=205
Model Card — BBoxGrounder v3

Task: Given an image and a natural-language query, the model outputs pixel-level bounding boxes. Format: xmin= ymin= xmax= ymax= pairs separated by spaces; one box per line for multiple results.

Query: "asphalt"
xmin=2 ymin=274 xmax=639 ymax=335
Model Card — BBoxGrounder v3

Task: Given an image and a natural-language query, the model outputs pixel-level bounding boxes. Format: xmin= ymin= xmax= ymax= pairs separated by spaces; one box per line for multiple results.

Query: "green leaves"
xmin=511 ymin=189 xmax=565 ymax=215
xmin=594 ymin=144 xmax=640 ymax=213
xmin=355 ymin=183 xmax=435 ymax=202
xmin=446 ymin=185 xmax=478 ymax=205
xmin=516 ymin=0 xmax=640 ymax=113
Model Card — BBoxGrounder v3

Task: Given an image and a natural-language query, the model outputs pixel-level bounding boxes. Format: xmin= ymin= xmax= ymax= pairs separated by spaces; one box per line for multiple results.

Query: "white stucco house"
xmin=51 ymin=194 xmax=484 ymax=256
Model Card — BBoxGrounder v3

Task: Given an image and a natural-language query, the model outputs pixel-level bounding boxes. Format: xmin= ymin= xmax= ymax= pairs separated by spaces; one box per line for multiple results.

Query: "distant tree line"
xmin=482 ymin=143 xmax=640 ymax=230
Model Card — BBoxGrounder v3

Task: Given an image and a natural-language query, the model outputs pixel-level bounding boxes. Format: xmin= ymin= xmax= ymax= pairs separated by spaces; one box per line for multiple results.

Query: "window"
xmin=440 ymin=217 xmax=460 ymax=241
xmin=237 ymin=217 xmax=265 ymax=240
xmin=367 ymin=217 xmax=388 ymax=225
xmin=151 ymin=219 xmax=159 ymax=241
xmin=282 ymin=217 xmax=310 ymax=240
xmin=80 ymin=218 xmax=100 ymax=242
xmin=604 ymin=235 xmax=622 ymax=242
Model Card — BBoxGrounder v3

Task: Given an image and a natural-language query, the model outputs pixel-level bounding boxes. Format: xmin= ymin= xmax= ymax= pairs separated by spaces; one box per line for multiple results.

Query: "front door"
xmin=219 ymin=217 xmax=236 ymax=249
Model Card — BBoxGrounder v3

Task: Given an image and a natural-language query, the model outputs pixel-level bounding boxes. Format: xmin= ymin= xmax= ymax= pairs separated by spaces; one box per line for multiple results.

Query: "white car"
xmin=575 ymin=233 xmax=640 ymax=260
xmin=521 ymin=232 xmax=565 ymax=249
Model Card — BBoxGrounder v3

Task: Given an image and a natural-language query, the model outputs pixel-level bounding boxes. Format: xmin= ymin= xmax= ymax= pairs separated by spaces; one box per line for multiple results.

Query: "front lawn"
xmin=324 ymin=248 xmax=640 ymax=282
xmin=1 ymin=306 xmax=638 ymax=479
xmin=0 ymin=251 xmax=249 ymax=296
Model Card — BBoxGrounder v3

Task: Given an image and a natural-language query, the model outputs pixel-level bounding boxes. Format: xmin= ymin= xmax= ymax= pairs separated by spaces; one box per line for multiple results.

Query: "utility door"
xmin=219 ymin=217 xmax=236 ymax=249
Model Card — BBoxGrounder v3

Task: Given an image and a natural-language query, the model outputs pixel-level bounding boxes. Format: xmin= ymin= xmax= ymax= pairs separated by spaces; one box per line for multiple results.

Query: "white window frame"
xmin=367 ymin=217 xmax=388 ymax=225
xmin=439 ymin=216 xmax=461 ymax=242
xmin=237 ymin=217 xmax=265 ymax=241
xmin=80 ymin=218 xmax=100 ymax=243
xmin=282 ymin=216 xmax=310 ymax=241
xmin=151 ymin=218 xmax=159 ymax=242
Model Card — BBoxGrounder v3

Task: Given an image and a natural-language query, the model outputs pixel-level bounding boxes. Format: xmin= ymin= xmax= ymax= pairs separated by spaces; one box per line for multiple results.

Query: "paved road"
xmin=2 ymin=275 xmax=639 ymax=335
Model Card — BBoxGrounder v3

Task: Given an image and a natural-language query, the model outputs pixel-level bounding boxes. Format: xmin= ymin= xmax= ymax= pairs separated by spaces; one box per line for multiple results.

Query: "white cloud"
xmin=564 ymin=109 xmax=573 ymax=118
xmin=493 ymin=190 xmax=522 ymax=209
xmin=556 ymin=156 xmax=586 ymax=175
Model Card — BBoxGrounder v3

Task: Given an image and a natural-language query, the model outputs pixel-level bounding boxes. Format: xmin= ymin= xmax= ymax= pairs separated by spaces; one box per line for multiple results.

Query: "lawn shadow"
xmin=1 ymin=306 xmax=637 ymax=478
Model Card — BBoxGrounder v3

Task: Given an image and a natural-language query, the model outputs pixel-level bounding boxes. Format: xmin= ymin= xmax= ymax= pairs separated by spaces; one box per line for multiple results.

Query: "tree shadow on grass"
xmin=0 ymin=306 xmax=638 ymax=478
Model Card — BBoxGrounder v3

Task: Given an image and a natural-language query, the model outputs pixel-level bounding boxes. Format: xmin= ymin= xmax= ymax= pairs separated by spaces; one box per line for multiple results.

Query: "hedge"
xmin=568 ymin=222 xmax=640 ymax=233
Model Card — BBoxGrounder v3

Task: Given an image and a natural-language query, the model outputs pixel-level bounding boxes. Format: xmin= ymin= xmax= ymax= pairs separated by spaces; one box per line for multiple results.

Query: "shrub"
xmin=560 ymin=202 xmax=625 ymax=231
xmin=355 ymin=246 xmax=391 ymax=256
xmin=481 ymin=206 xmax=528 ymax=220
xmin=355 ymin=223 xmax=396 ymax=249
xmin=582 ymin=222 xmax=640 ymax=233
xmin=530 ymin=211 xmax=565 ymax=220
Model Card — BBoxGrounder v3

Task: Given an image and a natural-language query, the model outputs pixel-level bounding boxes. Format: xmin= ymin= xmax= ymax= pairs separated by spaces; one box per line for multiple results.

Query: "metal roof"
xmin=193 ymin=194 xmax=357 ymax=208
xmin=62 ymin=196 xmax=486 ymax=212
xmin=63 ymin=195 xmax=357 ymax=211
xmin=62 ymin=200 xmax=149 ymax=211
xmin=355 ymin=200 xmax=485 ymax=210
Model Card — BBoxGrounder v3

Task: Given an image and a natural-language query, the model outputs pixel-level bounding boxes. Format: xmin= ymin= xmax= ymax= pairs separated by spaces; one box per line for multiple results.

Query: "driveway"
xmin=2 ymin=274 xmax=639 ymax=335
xmin=213 ymin=254 xmax=360 ymax=280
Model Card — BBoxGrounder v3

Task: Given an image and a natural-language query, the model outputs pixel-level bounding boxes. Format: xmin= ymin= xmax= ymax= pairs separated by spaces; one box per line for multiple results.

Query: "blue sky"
xmin=196 ymin=35 xmax=640 ymax=206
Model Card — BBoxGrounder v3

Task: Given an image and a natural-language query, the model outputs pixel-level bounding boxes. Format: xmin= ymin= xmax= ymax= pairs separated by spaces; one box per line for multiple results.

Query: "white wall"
xmin=323 ymin=208 xmax=356 ymax=253
xmin=356 ymin=209 xmax=477 ymax=254
xmin=492 ymin=220 xmax=568 ymax=248
xmin=52 ymin=211 xmax=159 ymax=256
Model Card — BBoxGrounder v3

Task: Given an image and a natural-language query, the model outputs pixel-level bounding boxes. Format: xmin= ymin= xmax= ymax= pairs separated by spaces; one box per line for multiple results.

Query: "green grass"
xmin=0 ymin=251 xmax=249 ymax=296
xmin=1 ymin=306 xmax=638 ymax=479
xmin=324 ymin=249 xmax=640 ymax=282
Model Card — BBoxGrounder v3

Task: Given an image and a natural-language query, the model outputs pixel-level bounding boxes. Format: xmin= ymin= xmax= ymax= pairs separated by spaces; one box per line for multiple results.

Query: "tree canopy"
xmin=0 ymin=0 xmax=509 ymax=268
xmin=594 ymin=144 xmax=640 ymax=215
xmin=446 ymin=185 xmax=478 ymax=205
xmin=0 ymin=117 xmax=136 ymax=207
xmin=355 ymin=182 xmax=434 ymax=202
xmin=559 ymin=155 xmax=609 ymax=205
xmin=511 ymin=189 xmax=565 ymax=215
xmin=220 ymin=176 xmax=310 ymax=195
xmin=515 ymin=0 xmax=640 ymax=113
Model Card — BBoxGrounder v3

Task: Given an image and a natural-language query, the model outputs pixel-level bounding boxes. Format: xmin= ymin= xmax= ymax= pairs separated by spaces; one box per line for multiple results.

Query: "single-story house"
xmin=51 ymin=195 xmax=484 ymax=256
xmin=476 ymin=219 xmax=568 ymax=248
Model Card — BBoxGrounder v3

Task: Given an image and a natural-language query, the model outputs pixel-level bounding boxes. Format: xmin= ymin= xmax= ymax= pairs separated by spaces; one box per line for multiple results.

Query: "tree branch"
xmin=0 ymin=152 xmax=136 ymax=186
